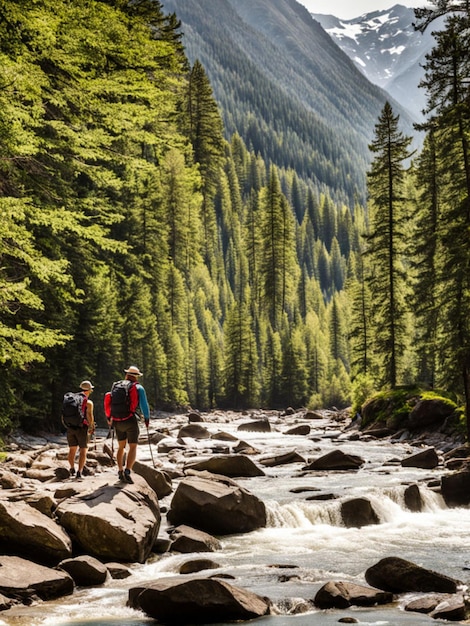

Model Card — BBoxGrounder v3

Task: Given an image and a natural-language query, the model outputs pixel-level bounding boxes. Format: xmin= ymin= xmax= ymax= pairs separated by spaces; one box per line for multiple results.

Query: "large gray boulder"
xmin=365 ymin=557 xmax=461 ymax=593
xmin=0 ymin=499 xmax=72 ymax=565
xmin=184 ymin=455 xmax=265 ymax=477
xmin=167 ymin=472 xmax=266 ymax=535
xmin=0 ymin=555 xmax=73 ymax=601
xmin=128 ymin=576 xmax=272 ymax=623
xmin=314 ymin=581 xmax=393 ymax=609
xmin=55 ymin=479 xmax=160 ymax=563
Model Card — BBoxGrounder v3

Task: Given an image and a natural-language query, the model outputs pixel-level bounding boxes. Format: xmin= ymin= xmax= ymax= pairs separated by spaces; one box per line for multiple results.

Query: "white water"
xmin=2 ymin=413 xmax=469 ymax=625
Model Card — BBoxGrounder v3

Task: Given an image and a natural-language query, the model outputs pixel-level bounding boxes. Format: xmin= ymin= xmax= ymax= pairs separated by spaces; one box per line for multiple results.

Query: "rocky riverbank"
xmin=1 ymin=406 xmax=470 ymax=623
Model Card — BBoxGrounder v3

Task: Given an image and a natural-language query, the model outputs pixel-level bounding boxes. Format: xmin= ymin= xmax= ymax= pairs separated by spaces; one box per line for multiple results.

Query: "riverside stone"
xmin=259 ymin=450 xmax=306 ymax=467
xmin=177 ymin=424 xmax=211 ymax=439
xmin=179 ymin=558 xmax=220 ymax=574
xmin=314 ymin=581 xmax=393 ymax=609
xmin=128 ymin=576 xmax=272 ymax=623
xmin=0 ymin=499 xmax=72 ymax=565
xmin=237 ymin=419 xmax=271 ymax=432
xmin=55 ymin=479 xmax=160 ymax=563
xmin=365 ymin=557 xmax=461 ymax=593
xmin=167 ymin=472 xmax=267 ymax=534
xmin=132 ymin=460 xmax=172 ymax=497
xmin=0 ymin=555 xmax=73 ymax=601
xmin=441 ymin=470 xmax=470 ymax=506
xmin=400 ymin=447 xmax=439 ymax=469
xmin=169 ymin=524 xmax=222 ymax=553
xmin=340 ymin=497 xmax=379 ymax=528
xmin=58 ymin=555 xmax=108 ymax=586
xmin=304 ymin=449 xmax=364 ymax=471
xmin=184 ymin=454 xmax=265 ymax=477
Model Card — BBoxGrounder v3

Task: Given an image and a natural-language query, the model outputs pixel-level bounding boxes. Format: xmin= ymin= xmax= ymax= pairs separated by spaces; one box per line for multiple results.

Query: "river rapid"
xmin=2 ymin=410 xmax=470 ymax=626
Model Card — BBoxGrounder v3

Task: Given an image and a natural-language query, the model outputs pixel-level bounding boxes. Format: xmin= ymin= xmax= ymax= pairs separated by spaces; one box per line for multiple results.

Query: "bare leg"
xmin=68 ymin=445 xmax=78 ymax=471
xmin=78 ymin=446 xmax=87 ymax=473
xmin=117 ymin=439 xmax=127 ymax=472
xmin=126 ymin=443 xmax=138 ymax=471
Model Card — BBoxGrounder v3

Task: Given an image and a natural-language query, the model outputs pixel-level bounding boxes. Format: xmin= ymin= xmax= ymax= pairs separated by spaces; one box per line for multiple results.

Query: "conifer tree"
xmin=365 ymin=102 xmax=413 ymax=388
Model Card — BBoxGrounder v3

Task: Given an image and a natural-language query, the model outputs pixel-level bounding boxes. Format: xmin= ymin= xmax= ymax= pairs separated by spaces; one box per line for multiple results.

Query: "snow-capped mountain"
xmin=313 ymin=4 xmax=444 ymax=121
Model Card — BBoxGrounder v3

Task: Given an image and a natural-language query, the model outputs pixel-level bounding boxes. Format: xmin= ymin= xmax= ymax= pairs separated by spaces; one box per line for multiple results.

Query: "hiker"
xmin=64 ymin=380 xmax=95 ymax=479
xmin=104 ymin=365 xmax=150 ymax=484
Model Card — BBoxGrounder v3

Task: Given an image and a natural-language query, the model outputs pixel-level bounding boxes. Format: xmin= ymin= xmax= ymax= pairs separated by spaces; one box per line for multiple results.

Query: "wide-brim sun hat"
xmin=124 ymin=365 xmax=143 ymax=376
xmin=80 ymin=380 xmax=94 ymax=391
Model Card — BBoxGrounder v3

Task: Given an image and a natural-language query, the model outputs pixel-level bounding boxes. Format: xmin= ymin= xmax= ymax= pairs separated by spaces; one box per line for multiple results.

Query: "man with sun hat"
xmin=105 ymin=365 xmax=150 ymax=483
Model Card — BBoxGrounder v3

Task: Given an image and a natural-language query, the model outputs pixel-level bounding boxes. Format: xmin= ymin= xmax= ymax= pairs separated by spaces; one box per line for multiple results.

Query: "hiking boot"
xmin=76 ymin=470 xmax=81 ymax=479
xmin=118 ymin=470 xmax=125 ymax=481
xmin=124 ymin=468 xmax=134 ymax=484
xmin=69 ymin=467 xmax=75 ymax=476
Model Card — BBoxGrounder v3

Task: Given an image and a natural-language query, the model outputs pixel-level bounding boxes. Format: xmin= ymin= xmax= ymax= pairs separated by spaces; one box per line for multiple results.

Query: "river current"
xmin=2 ymin=411 xmax=470 ymax=626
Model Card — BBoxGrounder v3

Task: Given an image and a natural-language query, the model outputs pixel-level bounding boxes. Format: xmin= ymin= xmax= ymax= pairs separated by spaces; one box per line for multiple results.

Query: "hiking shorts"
xmin=113 ymin=415 xmax=139 ymax=444
xmin=67 ymin=426 xmax=89 ymax=449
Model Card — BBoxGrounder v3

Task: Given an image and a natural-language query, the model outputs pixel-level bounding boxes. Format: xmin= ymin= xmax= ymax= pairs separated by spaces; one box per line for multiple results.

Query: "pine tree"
xmin=365 ymin=102 xmax=413 ymax=388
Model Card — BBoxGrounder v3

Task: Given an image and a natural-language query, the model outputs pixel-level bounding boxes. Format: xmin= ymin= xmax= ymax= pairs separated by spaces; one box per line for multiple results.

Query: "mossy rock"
xmin=361 ymin=388 xmax=458 ymax=434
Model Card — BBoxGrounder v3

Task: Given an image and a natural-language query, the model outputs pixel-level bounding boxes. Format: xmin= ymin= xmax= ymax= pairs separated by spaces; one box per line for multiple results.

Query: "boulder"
xmin=0 ymin=469 xmax=24 ymax=489
xmin=184 ymin=455 xmax=265 ymax=477
xmin=58 ymin=555 xmax=108 ymax=586
xmin=188 ymin=411 xmax=204 ymax=422
xmin=237 ymin=419 xmax=271 ymax=433
xmin=169 ymin=525 xmax=222 ymax=553
xmin=304 ymin=411 xmax=323 ymax=419
xmin=284 ymin=425 xmax=311 ymax=436
xmin=404 ymin=484 xmax=423 ymax=512
xmin=365 ymin=557 xmax=461 ymax=593
xmin=408 ymin=398 xmax=455 ymax=429
xmin=106 ymin=562 xmax=131 ymax=579
xmin=0 ymin=499 xmax=72 ymax=565
xmin=55 ymin=480 xmax=160 ymax=563
xmin=314 ymin=581 xmax=393 ymax=609
xmin=0 ymin=555 xmax=73 ymax=601
xmin=211 ymin=431 xmax=239 ymax=442
xmin=405 ymin=593 xmax=466 ymax=621
xmin=340 ymin=498 xmax=379 ymax=528
xmin=128 ymin=576 xmax=271 ymax=623
xmin=177 ymin=424 xmax=211 ymax=439
xmin=259 ymin=450 xmax=306 ymax=467
xmin=167 ymin=472 xmax=266 ymax=535
xmin=179 ymin=559 xmax=220 ymax=574
xmin=401 ymin=448 xmax=439 ymax=469
xmin=441 ymin=470 xmax=470 ymax=506
xmin=304 ymin=450 xmax=364 ymax=471
xmin=132 ymin=460 xmax=172 ymax=498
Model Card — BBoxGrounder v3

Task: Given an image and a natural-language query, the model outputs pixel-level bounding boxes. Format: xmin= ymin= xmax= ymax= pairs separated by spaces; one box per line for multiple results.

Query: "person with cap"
xmin=104 ymin=365 xmax=150 ymax=484
xmin=67 ymin=380 xmax=95 ymax=479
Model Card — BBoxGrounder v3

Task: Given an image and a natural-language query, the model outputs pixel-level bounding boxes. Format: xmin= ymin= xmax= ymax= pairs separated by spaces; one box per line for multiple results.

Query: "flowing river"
xmin=2 ymin=411 xmax=470 ymax=626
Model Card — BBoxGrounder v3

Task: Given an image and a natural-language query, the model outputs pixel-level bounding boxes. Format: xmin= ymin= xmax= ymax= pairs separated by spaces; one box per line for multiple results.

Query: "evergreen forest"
xmin=0 ymin=0 xmax=469 ymax=440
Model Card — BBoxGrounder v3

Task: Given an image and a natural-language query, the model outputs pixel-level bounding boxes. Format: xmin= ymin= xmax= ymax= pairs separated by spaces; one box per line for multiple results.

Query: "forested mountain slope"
xmin=162 ymin=0 xmax=415 ymax=203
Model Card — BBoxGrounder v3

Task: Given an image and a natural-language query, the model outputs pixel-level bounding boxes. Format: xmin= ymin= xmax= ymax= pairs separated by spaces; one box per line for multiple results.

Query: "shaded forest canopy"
xmin=0 ymin=0 xmax=469 ymax=439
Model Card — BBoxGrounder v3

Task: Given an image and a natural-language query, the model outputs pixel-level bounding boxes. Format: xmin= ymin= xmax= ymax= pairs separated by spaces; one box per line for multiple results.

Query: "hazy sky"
xmin=296 ymin=1 xmax=428 ymax=19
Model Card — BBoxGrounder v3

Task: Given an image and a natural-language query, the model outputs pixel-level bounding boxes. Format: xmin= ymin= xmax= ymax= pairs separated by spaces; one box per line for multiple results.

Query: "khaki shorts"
xmin=113 ymin=415 xmax=139 ymax=444
xmin=67 ymin=427 xmax=89 ymax=449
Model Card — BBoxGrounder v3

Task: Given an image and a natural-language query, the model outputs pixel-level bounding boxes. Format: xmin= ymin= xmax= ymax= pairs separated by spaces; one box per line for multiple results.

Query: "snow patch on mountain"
xmin=313 ymin=4 xmax=445 ymax=122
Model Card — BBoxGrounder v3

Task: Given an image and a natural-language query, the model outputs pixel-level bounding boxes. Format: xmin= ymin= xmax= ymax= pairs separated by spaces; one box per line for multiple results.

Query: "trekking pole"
xmin=147 ymin=424 xmax=156 ymax=467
